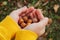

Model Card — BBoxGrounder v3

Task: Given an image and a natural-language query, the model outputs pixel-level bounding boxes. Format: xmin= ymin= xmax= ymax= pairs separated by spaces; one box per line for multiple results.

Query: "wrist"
xmin=9 ymin=14 xmax=19 ymax=23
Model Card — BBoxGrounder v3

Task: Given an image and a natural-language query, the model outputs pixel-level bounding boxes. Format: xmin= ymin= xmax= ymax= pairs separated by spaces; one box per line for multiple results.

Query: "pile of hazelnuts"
xmin=18 ymin=7 xmax=52 ymax=28
xmin=18 ymin=16 xmax=33 ymax=28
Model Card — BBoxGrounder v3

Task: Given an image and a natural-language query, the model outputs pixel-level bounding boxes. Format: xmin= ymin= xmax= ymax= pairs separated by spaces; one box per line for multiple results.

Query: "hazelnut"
xmin=19 ymin=18 xmax=24 ymax=24
xmin=23 ymin=16 xmax=28 ymax=22
xmin=27 ymin=19 xmax=32 ymax=23
xmin=27 ymin=23 xmax=31 ymax=26
xmin=21 ymin=22 xmax=27 ymax=28
xmin=49 ymin=38 xmax=53 ymax=40
xmin=48 ymin=18 xmax=52 ymax=24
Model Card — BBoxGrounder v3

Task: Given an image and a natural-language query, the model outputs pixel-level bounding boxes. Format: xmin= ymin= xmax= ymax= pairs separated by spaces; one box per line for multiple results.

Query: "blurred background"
xmin=0 ymin=0 xmax=60 ymax=40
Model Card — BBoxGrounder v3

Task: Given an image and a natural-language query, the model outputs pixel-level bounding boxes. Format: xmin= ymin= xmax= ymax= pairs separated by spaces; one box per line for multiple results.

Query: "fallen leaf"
xmin=2 ymin=1 xmax=7 ymax=5
xmin=53 ymin=4 xmax=59 ymax=13
xmin=49 ymin=38 xmax=53 ymax=40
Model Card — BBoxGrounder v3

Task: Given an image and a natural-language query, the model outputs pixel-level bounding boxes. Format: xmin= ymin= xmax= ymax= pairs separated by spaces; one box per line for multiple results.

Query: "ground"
xmin=0 ymin=0 xmax=60 ymax=40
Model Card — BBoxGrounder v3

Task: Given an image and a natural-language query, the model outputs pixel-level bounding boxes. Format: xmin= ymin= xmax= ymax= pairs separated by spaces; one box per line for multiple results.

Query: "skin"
xmin=9 ymin=6 xmax=48 ymax=36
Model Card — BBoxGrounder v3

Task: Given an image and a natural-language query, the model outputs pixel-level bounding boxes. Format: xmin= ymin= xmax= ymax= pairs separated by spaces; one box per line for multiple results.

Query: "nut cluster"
xmin=18 ymin=15 xmax=39 ymax=28
xmin=18 ymin=15 xmax=52 ymax=28
xmin=18 ymin=9 xmax=52 ymax=28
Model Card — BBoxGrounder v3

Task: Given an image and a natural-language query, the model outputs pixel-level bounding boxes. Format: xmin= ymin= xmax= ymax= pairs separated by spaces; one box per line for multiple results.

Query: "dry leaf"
xmin=43 ymin=1 xmax=48 ymax=6
xmin=34 ymin=0 xmax=40 ymax=7
xmin=17 ymin=2 xmax=23 ymax=7
xmin=2 ymin=1 xmax=7 ymax=5
xmin=49 ymin=38 xmax=53 ymax=40
xmin=53 ymin=4 xmax=59 ymax=13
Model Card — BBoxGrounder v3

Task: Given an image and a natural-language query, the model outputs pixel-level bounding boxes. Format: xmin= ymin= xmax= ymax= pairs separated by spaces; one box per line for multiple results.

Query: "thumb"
xmin=37 ymin=17 xmax=48 ymax=29
xmin=34 ymin=17 xmax=48 ymax=36
xmin=10 ymin=6 xmax=27 ymax=23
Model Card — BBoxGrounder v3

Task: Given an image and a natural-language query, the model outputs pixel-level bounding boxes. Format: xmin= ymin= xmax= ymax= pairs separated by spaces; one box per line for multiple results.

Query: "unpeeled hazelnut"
xmin=48 ymin=18 xmax=52 ymax=24
xmin=21 ymin=22 xmax=27 ymax=28
xmin=23 ymin=16 xmax=28 ymax=22
xmin=27 ymin=19 xmax=32 ymax=23
xmin=19 ymin=18 xmax=24 ymax=24
xmin=27 ymin=23 xmax=31 ymax=26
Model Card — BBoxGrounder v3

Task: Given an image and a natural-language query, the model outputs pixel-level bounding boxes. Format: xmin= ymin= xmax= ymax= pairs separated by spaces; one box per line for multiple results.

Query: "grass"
xmin=0 ymin=0 xmax=60 ymax=40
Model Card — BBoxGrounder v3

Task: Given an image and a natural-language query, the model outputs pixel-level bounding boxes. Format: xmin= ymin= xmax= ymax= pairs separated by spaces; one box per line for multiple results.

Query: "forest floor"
xmin=0 ymin=0 xmax=60 ymax=40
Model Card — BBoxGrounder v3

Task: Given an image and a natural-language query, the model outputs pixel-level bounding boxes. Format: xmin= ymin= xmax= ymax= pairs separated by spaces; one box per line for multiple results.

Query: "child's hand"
xmin=10 ymin=6 xmax=48 ymax=36
xmin=9 ymin=6 xmax=27 ymax=23
xmin=10 ymin=6 xmax=35 ymax=23
xmin=24 ymin=9 xmax=48 ymax=36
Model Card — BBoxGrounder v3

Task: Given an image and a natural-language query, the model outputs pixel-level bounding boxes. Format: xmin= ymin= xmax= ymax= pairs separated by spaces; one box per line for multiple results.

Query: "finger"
xmin=26 ymin=7 xmax=34 ymax=15
xmin=29 ymin=9 xmax=36 ymax=19
xmin=26 ymin=7 xmax=35 ymax=18
xmin=32 ymin=9 xmax=36 ymax=18
xmin=38 ymin=17 xmax=48 ymax=29
xmin=39 ymin=27 xmax=45 ymax=36
xmin=32 ymin=9 xmax=38 ymax=22
xmin=30 ymin=13 xmax=34 ymax=19
xmin=21 ymin=7 xmax=34 ymax=18
xmin=15 ymin=6 xmax=27 ymax=15
xmin=36 ymin=9 xmax=44 ymax=20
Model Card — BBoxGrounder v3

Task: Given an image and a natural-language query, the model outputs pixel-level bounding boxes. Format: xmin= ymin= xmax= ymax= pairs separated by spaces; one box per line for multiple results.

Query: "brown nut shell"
xmin=27 ymin=23 xmax=31 ymax=26
xmin=21 ymin=22 xmax=27 ymax=28
xmin=48 ymin=18 xmax=52 ymax=24
xmin=23 ymin=16 xmax=28 ymax=22
xmin=19 ymin=18 xmax=24 ymax=24
xmin=27 ymin=19 xmax=32 ymax=23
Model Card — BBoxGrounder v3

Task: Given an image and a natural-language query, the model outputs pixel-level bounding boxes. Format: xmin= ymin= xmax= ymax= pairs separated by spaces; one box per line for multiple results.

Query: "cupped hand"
xmin=9 ymin=6 xmax=35 ymax=23
xmin=9 ymin=6 xmax=27 ymax=23
xmin=9 ymin=6 xmax=48 ymax=36
xmin=24 ymin=9 xmax=48 ymax=36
